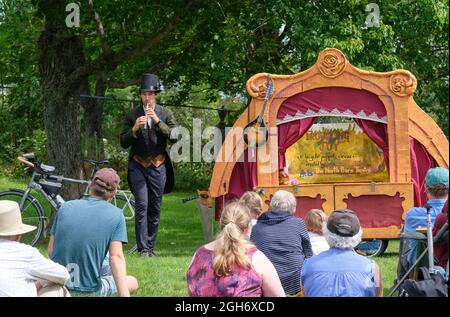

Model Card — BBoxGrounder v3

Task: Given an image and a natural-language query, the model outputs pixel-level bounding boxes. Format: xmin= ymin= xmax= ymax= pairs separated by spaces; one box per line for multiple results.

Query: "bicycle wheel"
xmin=112 ymin=193 xmax=137 ymax=254
xmin=0 ymin=190 xmax=45 ymax=246
xmin=355 ymin=239 xmax=389 ymax=257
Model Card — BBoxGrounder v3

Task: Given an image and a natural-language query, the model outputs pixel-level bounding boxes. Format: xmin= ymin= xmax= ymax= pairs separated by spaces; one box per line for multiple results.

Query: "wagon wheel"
xmin=354 ymin=239 xmax=389 ymax=257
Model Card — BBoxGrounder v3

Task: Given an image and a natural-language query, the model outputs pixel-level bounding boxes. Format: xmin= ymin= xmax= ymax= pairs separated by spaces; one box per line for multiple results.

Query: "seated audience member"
xmin=186 ymin=201 xmax=285 ymax=297
xmin=301 ymin=209 xmax=383 ymax=297
xmin=433 ymin=200 xmax=448 ymax=269
xmin=402 ymin=167 xmax=448 ymax=266
xmin=49 ymin=168 xmax=138 ymax=297
xmin=0 ymin=201 xmax=70 ymax=297
xmin=305 ymin=209 xmax=330 ymax=255
xmin=250 ymin=190 xmax=313 ymax=296
xmin=240 ymin=191 xmax=264 ymax=238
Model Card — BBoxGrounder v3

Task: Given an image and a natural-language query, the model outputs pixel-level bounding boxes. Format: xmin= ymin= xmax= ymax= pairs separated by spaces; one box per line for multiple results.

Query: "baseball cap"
xmin=327 ymin=209 xmax=360 ymax=237
xmin=93 ymin=168 xmax=120 ymax=192
xmin=425 ymin=167 xmax=449 ymax=188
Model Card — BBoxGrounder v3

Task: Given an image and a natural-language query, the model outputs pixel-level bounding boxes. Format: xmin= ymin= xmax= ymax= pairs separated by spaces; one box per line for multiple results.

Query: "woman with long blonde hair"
xmin=186 ymin=201 xmax=284 ymax=297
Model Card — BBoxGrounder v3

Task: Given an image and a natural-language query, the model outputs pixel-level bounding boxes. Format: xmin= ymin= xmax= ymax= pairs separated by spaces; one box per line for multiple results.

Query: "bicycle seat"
xmin=86 ymin=159 xmax=109 ymax=165
xmin=39 ymin=163 xmax=56 ymax=174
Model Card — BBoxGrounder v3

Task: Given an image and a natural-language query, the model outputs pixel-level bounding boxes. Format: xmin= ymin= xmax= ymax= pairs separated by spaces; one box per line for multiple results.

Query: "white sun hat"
xmin=0 ymin=200 xmax=36 ymax=236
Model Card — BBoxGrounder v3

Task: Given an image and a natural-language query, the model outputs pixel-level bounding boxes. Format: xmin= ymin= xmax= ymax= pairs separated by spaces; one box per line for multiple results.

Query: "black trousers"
xmin=128 ymin=159 xmax=166 ymax=252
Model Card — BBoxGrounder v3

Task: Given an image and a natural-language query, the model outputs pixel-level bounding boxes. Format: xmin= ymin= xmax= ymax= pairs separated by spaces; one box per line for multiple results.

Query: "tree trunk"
xmin=80 ymin=75 xmax=106 ymax=162
xmin=38 ymin=18 xmax=85 ymax=203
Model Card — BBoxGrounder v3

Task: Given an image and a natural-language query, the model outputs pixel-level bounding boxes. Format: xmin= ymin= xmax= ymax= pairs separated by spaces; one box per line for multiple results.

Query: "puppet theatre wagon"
xmin=205 ymin=48 xmax=448 ymax=254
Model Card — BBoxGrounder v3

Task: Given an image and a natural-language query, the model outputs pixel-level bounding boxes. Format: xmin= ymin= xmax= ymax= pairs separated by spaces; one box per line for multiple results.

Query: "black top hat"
xmin=140 ymin=73 xmax=161 ymax=92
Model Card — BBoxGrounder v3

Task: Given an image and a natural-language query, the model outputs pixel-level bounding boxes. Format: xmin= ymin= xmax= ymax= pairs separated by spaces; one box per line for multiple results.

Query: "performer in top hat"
xmin=120 ymin=74 xmax=176 ymax=257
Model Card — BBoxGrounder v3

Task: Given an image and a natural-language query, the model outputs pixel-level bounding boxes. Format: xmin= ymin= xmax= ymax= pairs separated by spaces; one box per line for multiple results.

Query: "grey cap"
xmin=327 ymin=209 xmax=360 ymax=237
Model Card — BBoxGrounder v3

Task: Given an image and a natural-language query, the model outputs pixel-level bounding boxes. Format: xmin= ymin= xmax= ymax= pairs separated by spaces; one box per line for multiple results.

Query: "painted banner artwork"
xmin=286 ymin=123 xmax=389 ymax=183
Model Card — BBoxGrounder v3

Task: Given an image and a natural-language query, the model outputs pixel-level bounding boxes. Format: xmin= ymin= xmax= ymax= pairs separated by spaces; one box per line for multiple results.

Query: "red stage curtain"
xmin=409 ymin=137 xmax=437 ymax=207
xmin=278 ymin=118 xmax=316 ymax=170
xmin=277 ymin=87 xmax=387 ymax=121
xmin=353 ymin=119 xmax=389 ymax=173
xmin=215 ymin=148 xmax=257 ymax=220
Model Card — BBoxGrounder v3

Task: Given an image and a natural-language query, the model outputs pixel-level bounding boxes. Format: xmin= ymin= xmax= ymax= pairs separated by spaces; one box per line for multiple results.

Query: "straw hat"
xmin=0 ymin=200 xmax=36 ymax=236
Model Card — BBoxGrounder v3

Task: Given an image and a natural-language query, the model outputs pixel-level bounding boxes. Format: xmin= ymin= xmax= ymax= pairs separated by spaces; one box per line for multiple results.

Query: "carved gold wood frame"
xmin=209 ymin=48 xmax=449 ymax=198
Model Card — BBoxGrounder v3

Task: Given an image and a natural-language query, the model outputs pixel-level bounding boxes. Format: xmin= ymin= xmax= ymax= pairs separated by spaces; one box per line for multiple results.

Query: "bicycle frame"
xmin=48 ymin=174 xmax=89 ymax=199
xmin=78 ymin=161 xmax=110 ymax=197
xmin=115 ymin=190 xmax=134 ymax=202
xmin=21 ymin=169 xmax=60 ymax=212
xmin=80 ymin=162 xmax=134 ymax=206
xmin=3 ymin=154 xmax=136 ymax=249
xmin=17 ymin=168 xmax=87 ymax=216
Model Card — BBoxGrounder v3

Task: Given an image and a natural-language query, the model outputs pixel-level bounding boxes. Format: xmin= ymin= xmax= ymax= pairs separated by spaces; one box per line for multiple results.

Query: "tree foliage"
xmin=0 ymin=0 xmax=44 ymax=168
xmin=0 ymin=0 xmax=448 ymax=188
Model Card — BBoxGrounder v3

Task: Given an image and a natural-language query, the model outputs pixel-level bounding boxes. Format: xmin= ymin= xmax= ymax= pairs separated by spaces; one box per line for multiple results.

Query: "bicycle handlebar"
xmin=17 ymin=155 xmax=35 ymax=168
xmin=18 ymin=154 xmax=55 ymax=175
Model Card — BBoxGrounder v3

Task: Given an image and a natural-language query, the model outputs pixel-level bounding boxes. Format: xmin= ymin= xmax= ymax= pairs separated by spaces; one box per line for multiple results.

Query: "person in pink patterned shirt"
xmin=186 ymin=201 xmax=285 ymax=297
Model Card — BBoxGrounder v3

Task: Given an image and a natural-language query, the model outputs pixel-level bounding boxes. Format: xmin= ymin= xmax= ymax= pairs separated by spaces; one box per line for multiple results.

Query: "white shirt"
xmin=246 ymin=219 xmax=258 ymax=239
xmin=0 ymin=239 xmax=69 ymax=297
xmin=143 ymin=106 xmax=153 ymax=130
xmin=146 ymin=117 xmax=152 ymax=130
xmin=307 ymin=232 xmax=330 ymax=256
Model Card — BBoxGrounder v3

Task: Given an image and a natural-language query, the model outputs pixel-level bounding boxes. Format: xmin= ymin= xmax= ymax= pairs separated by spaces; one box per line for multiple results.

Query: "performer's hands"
xmin=132 ymin=116 xmax=148 ymax=134
xmin=145 ymin=107 xmax=160 ymax=124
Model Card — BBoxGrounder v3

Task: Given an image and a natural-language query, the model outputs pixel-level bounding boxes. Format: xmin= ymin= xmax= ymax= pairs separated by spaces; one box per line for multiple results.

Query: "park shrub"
xmin=173 ymin=161 xmax=212 ymax=191
xmin=0 ymin=129 xmax=47 ymax=178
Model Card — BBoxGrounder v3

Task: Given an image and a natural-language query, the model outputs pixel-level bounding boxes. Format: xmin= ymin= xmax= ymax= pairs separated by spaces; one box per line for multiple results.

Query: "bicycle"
xmin=81 ymin=159 xmax=135 ymax=222
xmin=0 ymin=153 xmax=137 ymax=253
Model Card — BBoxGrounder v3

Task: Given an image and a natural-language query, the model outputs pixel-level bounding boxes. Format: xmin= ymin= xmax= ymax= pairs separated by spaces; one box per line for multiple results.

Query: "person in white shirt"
xmin=0 ymin=200 xmax=70 ymax=297
xmin=304 ymin=209 xmax=330 ymax=256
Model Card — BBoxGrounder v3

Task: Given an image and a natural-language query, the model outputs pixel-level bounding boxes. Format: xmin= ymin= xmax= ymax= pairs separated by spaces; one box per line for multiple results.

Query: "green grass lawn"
xmin=375 ymin=240 xmax=400 ymax=295
xmin=0 ymin=176 xmax=401 ymax=296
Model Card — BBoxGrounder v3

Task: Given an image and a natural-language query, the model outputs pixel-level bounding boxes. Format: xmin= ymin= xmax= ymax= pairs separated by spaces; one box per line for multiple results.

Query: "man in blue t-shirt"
xmin=48 ymin=168 xmax=138 ymax=297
